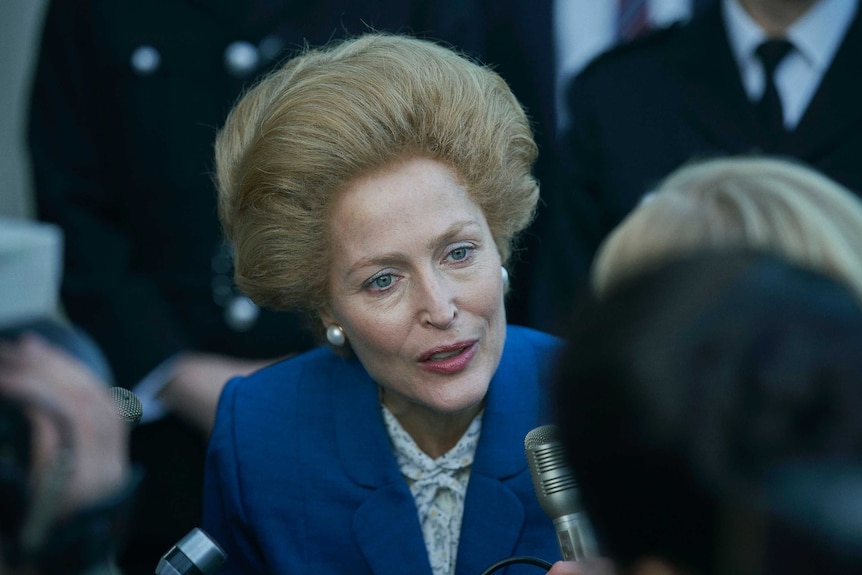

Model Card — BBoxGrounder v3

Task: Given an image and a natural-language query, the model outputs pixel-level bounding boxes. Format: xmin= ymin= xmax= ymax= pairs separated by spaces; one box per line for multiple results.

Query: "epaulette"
xmin=578 ymin=22 xmax=684 ymax=76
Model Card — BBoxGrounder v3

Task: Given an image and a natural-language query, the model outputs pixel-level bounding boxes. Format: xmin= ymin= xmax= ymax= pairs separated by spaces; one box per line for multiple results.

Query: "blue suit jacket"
xmin=203 ymin=325 xmax=564 ymax=574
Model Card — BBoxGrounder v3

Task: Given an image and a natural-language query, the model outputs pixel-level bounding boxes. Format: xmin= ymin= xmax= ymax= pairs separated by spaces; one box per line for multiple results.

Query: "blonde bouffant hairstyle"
xmin=215 ymin=33 xmax=538 ymax=322
xmin=592 ymin=156 xmax=862 ymax=300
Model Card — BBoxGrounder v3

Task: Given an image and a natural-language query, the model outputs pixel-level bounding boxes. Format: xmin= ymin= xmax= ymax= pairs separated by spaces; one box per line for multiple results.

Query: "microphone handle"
xmin=554 ymin=513 xmax=599 ymax=561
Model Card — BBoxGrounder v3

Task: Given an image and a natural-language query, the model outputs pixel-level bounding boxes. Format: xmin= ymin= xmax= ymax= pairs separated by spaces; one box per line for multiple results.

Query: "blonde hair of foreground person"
xmin=591 ymin=156 xmax=862 ymax=299
xmin=214 ymin=33 xmax=538 ymax=333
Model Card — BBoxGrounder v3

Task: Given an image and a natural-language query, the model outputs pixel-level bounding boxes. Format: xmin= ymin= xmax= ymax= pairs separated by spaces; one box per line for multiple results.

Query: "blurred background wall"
xmin=0 ymin=0 xmax=48 ymax=219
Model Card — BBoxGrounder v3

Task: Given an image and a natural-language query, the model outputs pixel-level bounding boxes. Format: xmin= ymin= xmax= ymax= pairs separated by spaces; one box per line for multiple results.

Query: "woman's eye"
xmin=447 ymin=246 xmax=473 ymax=262
xmin=368 ymin=274 xmax=394 ymax=290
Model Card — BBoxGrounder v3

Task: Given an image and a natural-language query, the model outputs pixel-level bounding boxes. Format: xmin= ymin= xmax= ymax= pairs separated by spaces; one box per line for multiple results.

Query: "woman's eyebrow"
xmin=425 ymin=219 xmax=482 ymax=250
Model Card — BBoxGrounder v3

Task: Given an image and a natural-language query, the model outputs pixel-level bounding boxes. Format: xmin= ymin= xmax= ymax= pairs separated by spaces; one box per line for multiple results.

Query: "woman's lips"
xmin=418 ymin=341 xmax=478 ymax=374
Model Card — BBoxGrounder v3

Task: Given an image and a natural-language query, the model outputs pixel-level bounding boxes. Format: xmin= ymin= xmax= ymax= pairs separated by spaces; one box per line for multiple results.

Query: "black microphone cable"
xmin=478 ymin=555 xmax=554 ymax=575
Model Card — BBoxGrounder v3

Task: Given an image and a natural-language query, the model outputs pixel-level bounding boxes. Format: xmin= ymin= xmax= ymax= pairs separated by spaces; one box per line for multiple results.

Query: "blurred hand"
xmin=546 ymin=558 xmax=618 ymax=575
xmin=0 ymin=333 xmax=129 ymax=515
xmin=160 ymin=353 xmax=279 ymax=434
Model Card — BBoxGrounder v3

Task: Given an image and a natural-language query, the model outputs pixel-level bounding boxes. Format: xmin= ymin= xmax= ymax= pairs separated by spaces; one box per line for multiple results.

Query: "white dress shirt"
xmin=723 ymin=0 xmax=857 ymax=130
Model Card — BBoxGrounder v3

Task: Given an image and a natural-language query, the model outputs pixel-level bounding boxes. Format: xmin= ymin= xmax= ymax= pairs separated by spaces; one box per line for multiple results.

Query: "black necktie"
xmin=754 ymin=39 xmax=794 ymax=147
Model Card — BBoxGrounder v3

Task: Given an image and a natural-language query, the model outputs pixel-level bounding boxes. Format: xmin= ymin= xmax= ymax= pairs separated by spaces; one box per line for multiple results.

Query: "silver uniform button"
xmin=225 ymin=295 xmax=260 ymax=332
xmin=131 ymin=45 xmax=161 ymax=75
xmin=224 ymin=41 xmax=260 ymax=77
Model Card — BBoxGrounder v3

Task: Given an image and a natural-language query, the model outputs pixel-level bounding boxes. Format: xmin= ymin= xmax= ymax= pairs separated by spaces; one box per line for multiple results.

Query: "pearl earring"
xmin=326 ymin=324 xmax=346 ymax=347
xmin=501 ymin=266 xmax=509 ymax=289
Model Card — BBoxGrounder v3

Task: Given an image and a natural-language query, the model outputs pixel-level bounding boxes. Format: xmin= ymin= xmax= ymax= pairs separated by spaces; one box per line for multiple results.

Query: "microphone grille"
xmin=109 ymin=387 xmax=143 ymax=425
xmin=524 ymin=424 xmax=559 ymax=450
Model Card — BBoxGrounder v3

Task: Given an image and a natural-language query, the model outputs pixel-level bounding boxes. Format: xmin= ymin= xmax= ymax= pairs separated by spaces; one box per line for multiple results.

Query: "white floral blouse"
xmin=382 ymin=405 xmax=483 ymax=575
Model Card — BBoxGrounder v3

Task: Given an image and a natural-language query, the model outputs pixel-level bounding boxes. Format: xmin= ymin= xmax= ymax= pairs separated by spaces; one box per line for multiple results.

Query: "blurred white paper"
xmin=0 ymin=217 xmax=63 ymax=328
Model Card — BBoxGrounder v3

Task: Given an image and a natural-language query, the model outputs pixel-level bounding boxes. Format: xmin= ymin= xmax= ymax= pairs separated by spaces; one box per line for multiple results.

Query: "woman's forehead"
xmin=327 ymin=158 xmax=489 ymax=269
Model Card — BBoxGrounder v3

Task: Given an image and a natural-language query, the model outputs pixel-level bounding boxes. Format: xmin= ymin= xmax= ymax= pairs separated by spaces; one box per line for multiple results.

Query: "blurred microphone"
xmin=524 ymin=424 xmax=597 ymax=561
xmin=155 ymin=528 xmax=227 ymax=575
xmin=109 ymin=387 xmax=143 ymax=426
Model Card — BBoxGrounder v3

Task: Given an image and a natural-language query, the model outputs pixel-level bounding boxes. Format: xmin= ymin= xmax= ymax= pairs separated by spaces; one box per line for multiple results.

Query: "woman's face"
xmin=322 ymin=156 xmax=506 ymax=418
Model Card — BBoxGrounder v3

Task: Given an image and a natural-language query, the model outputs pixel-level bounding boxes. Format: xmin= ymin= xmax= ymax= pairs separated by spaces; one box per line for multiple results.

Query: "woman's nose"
xmin=417 ymin=272 xmax=458 ymax=329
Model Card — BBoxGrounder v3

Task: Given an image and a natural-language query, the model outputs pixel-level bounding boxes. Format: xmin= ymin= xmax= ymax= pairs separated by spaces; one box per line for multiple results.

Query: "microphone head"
xmin=525 ymin=424 xmax=581 ymax=518
xmin=109 ymin=387 xmax=143 ymax=425
xmin=524 ymin=424 xmax=559 ymax=452
xmin=526 ymin=425 xmax=599 ymax=560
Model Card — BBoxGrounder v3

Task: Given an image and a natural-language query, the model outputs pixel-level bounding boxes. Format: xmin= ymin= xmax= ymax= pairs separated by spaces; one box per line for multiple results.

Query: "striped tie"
xmin=617 ymin=0 xmax=650 ymax=41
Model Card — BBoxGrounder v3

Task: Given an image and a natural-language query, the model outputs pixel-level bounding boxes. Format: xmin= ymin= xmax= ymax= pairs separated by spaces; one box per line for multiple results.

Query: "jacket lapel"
xmin=332 ymin=358 xmax=434 ymax=575
xmin=353 ymin=484 xmax=434 ymax=575
xmin=781 ymin=8 xmax=862 ymax=160
xmin=455 ymin=475 xmax=528 ymax=575
xmin=456 ymin=328 xmax=549 ymax=574
xmin=674 ymin=4 xmax=769 ymax=151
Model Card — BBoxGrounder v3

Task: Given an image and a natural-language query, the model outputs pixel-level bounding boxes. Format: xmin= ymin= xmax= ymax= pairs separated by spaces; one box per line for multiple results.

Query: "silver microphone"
xmin=109 ymin=387 xmax=143 ymax=425
xmin=524 ymin=424 xmax=598 ymax=561
xmin=155 ymin=528 xmax=227 ymax=575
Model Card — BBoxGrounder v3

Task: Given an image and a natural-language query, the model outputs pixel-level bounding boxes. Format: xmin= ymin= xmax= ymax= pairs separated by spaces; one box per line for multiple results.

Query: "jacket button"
xmin=131 ymin=45 xmax=160 ymax=75
xmin=224 ymin=41 xmax=260 ymax=78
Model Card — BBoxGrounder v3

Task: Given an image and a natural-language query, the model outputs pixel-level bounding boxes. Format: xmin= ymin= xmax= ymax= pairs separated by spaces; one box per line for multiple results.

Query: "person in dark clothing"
xmin=532 ymin=0 xmax=862 ymax=333
xmin=553 ymin=252 xmax=862 ymax=575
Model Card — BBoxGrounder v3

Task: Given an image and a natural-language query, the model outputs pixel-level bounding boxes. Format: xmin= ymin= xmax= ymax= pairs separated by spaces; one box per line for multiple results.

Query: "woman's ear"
xmin=318 ymin=305 xmax=336 ymax=329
